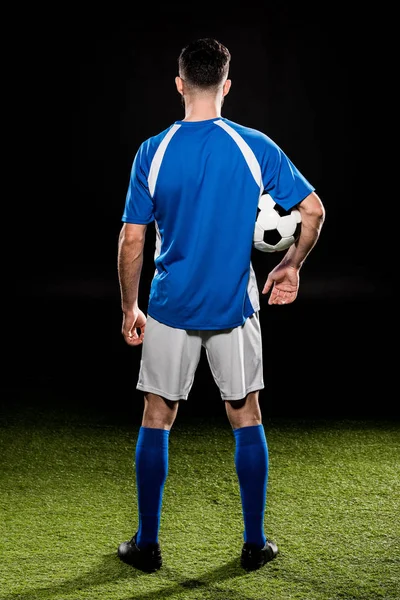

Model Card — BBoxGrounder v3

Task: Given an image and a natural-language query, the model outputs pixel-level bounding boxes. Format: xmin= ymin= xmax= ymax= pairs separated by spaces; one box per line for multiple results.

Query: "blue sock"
xmin=233 ymin=424 xmax=268 ymax=548
xmin=135 ymin=426 xmax=170 ymax=548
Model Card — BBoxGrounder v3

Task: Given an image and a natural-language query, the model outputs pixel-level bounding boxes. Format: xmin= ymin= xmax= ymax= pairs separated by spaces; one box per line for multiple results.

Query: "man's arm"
xmin=262 ymin=191 xmax=326 ymax=304
xmin=117 ymin=222 xmax=148 ymax=345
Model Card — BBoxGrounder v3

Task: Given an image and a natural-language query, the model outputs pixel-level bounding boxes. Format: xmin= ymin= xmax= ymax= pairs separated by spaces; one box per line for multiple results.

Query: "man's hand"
xmin=262 ymin=264 xmax=300 ymax=305
xmin=122 ymin=307 xmax=147 ymax=346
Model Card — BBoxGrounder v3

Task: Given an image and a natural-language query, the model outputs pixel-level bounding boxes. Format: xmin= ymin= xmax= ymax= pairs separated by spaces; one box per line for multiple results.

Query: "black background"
xmin=5 ymin=5 xmax=396 ymax=423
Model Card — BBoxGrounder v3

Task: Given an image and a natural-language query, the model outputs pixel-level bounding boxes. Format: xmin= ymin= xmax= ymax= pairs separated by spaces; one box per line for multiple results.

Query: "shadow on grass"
xmin=3 ymin=552 xmax=259 ymax=600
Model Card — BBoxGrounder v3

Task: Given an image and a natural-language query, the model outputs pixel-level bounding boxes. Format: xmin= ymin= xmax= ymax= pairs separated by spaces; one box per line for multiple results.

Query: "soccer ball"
xmin=253 ymin=193 xmax=302 ymax=253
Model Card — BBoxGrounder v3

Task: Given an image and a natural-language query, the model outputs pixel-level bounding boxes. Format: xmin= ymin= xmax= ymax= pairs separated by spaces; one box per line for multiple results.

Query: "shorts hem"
xmin=136 ymin=384 xmax=188 ymax=401
xmin=220 ymin=384 xmax=264 ymax=401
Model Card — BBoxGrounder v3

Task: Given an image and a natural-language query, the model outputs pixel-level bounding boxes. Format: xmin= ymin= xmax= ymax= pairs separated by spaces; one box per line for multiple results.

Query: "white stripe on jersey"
xmin=148 ymin=123 xmax=181 ymax=197
xmin=213 ymin=119 xmax=264 ymax=196
xmin=247 ymin=262 xmax=260 ymax=312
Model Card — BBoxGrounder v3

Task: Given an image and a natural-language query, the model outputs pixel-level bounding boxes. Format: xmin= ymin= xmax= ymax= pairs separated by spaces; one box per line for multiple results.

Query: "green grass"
xmin=0 ymin=409 xmax=399 ymax=600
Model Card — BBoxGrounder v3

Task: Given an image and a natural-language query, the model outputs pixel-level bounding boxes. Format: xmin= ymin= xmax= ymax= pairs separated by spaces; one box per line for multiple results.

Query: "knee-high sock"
xmin=135 ymin=426 xmax=170 ymax=548
xmin=234 ymin=424 xmax=268 ymax=547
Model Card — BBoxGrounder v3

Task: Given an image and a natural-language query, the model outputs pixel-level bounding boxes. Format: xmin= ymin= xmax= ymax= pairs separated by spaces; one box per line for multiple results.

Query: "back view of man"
xmin=117 ymin=37 xmax=325 ymax=572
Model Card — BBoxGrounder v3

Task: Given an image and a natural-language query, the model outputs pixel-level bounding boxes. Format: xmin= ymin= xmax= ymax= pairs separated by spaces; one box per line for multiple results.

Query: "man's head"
xmin=176 ymin=38 xmax=231 ymax=100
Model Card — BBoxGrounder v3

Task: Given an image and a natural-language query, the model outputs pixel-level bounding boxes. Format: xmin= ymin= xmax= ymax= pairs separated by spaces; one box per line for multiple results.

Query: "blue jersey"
xmin=122 ymin=117 xmax=315 ymax=330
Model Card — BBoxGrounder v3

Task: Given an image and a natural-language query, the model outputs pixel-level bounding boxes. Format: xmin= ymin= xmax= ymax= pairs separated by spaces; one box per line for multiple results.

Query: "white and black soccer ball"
xmin=253 ymin=193 xmax=302 ymax=253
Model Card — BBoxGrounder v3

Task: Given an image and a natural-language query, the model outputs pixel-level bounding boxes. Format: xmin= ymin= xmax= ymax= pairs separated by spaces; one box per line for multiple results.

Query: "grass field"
xmin=0 ymin=407 xmax=399 ymax=600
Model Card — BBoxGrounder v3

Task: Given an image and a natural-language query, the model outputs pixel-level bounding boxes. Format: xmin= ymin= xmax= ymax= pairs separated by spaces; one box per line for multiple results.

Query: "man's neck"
xmin=182 ymin=99 xmax=222 ymax=122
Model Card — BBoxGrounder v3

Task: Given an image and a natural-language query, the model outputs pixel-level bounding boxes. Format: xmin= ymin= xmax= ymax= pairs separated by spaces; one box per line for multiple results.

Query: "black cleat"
xmin=117 ymin=533 xmax=162 ymax=572
xmin=241 ymin=539 xmax=278 ymax=571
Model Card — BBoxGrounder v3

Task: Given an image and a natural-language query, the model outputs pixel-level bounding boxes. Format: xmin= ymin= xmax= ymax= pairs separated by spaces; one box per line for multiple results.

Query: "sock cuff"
xmin=233 ymin=424 xmax=266 ymax=446
xmin=138 ymin=426 xmax=170 ymax=448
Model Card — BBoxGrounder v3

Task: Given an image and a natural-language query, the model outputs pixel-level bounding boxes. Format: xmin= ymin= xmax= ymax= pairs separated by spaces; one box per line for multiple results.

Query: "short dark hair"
xmin=178 ymin=38 xmax=231 ymax=89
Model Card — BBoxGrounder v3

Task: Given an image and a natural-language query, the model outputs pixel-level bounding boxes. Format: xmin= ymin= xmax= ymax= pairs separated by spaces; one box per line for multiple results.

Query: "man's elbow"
xmin=298 ymin=192 xmax=326 ymax=226
xmin=119 ymin=223 xmax=147 ymax=246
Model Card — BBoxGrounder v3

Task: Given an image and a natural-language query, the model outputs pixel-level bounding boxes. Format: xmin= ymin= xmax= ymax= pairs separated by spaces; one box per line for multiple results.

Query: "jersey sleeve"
xmin=122 ymin=144 xmax=155 ymax=224
xmin=262 ymin=144 xmax=315 ymax=210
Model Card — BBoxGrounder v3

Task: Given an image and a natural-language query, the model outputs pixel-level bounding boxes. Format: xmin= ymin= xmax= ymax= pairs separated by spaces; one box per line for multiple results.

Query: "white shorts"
xmin=136 ymin=312 xmax=264 ymax=401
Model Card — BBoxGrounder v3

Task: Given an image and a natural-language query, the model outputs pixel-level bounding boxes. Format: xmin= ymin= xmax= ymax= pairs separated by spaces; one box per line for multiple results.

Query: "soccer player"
xmin=117 ymin=37 xmax=325 ymax=572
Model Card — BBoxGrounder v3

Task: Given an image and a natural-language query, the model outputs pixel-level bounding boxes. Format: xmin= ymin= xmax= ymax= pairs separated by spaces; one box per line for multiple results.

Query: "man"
xmin=117 ymin=38 xmax=325 ymax=573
